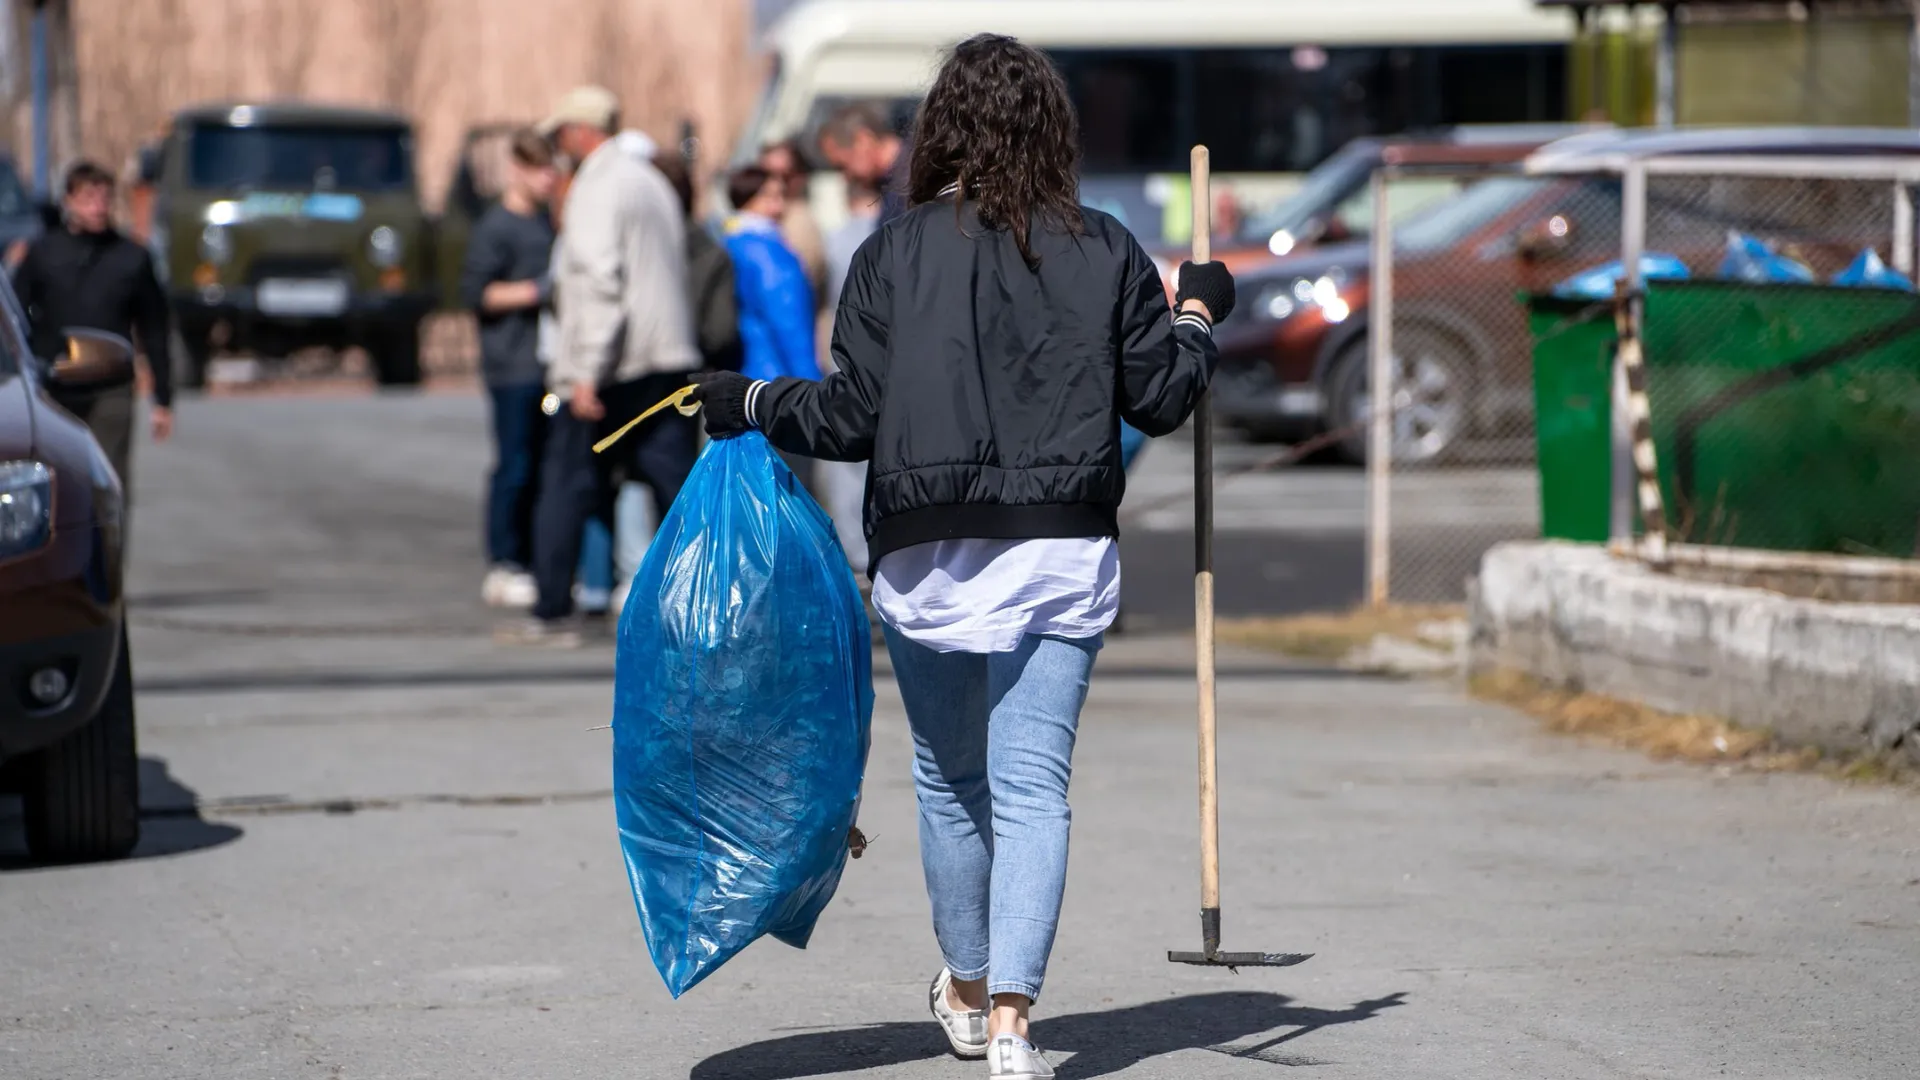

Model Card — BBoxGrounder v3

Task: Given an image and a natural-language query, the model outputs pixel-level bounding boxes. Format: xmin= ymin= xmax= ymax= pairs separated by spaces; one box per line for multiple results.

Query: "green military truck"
xmin=152 ymin=102 xmax=437 ymax=386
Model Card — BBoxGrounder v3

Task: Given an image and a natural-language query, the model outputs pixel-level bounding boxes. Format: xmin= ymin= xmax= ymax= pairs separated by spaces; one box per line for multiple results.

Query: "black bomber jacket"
xmin=753 ymin=196 xmax=1217 ymax=569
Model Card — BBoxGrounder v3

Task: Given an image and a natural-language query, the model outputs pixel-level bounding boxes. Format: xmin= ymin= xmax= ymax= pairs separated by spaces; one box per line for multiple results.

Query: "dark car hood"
xmin=0 ymin=370 xmax=34 ymax=458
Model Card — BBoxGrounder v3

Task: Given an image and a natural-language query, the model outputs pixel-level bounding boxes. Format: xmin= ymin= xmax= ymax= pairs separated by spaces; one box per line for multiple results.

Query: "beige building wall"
xmin=66 ymin=0 xmax=757 ymax=207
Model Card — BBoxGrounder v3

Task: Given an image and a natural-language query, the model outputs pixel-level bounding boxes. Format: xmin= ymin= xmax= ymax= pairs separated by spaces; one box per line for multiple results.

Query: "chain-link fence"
xmin=1362 ymin=165 xmax=1631 ymax=603
xmin=1363 ymin=152 xmax=1920 ymax=601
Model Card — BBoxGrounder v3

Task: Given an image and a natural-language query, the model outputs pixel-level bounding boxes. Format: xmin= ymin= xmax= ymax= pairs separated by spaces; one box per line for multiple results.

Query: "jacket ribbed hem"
xmin=868 ymin=502 xmax=1119 ymax=570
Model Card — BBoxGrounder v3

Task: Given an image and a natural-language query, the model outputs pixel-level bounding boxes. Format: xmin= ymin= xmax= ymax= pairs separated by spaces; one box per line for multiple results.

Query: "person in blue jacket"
xmin=723 ymin=165 xmax=819 ymax=386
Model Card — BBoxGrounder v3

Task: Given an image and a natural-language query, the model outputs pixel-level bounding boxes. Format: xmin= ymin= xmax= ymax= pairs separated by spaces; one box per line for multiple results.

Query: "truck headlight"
xmin=198 ymin=223 xmax=233 ymax=265
xmin=368 ymin=225 xmax=402 ymax=268
xmin=0 ymin=460 xmax=53 ymax=557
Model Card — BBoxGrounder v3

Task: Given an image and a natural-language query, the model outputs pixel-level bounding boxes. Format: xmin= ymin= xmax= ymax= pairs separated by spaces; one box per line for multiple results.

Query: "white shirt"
xmin=872 ymin=538 xmax=1120 ymax=654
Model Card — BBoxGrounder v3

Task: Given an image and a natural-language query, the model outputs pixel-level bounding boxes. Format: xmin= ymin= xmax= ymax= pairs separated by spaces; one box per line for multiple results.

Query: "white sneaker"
xmin=928 ymin=968 xmax=988 ymax=1059
xmin=483 ymin=566 xmax=538 ymax=610
xmin=988 ymin=1034 xmax=1054 ymax=1080
xmin=482 ymin=566 xmax=514 ymax=608
xmin=610 ymin=579 xmax=631 ymax=619
xmin=499 ymin=569 xmax=537 ymax=609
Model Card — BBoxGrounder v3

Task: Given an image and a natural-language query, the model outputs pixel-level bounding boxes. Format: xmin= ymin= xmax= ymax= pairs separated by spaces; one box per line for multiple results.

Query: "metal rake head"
xmin=1168 ymin=951 xmax=1314 ymax=972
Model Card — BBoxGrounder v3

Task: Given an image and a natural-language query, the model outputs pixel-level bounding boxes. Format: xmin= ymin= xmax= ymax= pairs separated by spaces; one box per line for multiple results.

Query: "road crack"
xmin=143 ymin=789 xmax=613 ymax=820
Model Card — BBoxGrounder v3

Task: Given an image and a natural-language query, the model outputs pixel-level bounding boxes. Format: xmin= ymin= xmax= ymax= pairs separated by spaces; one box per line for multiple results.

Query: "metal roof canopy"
xmin=1535 ymin=0 xmax=1920 ymax=129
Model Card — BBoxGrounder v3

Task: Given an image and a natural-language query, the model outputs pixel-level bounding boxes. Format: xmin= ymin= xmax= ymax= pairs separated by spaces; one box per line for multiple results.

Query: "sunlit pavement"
xmin=3 ymin=392 xmax=1915 ymax=1079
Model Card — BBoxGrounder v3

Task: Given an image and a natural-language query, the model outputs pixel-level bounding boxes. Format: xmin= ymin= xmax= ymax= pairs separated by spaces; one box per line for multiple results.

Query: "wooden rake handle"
xmin=1188 ymin=145 xmax=1223 ymax=956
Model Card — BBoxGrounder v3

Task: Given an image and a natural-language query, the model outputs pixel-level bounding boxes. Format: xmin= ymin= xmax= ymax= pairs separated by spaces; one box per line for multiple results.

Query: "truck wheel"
xmin=371 ymin=324 xmax=423 ymax=387
xmin=23 ymin=630 xmax=140 ymax=863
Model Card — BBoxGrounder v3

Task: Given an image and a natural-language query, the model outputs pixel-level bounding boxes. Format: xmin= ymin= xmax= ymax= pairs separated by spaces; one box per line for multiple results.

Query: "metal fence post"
xmin=1366 ymin=166 xmax=1394 ymax=608
xmin=1610 ymin=162 xmax=1648 ymax=545
xmin=1895 ymin=181 xmax=1915 ymax=277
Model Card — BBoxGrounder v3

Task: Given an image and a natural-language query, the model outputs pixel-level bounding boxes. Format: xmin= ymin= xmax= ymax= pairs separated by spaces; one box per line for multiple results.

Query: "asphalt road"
xmin=3 ymin=392 xmax=1915 ymax=1079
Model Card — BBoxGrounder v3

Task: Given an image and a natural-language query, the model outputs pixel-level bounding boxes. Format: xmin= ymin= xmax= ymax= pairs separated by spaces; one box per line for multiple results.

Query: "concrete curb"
xmin=1468 ymin=541 xmax=1920 ymax=760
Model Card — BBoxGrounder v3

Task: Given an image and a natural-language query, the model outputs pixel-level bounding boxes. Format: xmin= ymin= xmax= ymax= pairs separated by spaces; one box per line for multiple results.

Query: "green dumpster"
xmin=1527 ymin=295 xmax=1616 ymax=543
xmin=1640 ymin=281 xmax=1920 ymax=556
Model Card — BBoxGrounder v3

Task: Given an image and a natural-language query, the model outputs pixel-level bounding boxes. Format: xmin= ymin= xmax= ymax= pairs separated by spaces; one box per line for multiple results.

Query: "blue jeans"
xmin=884 ymin=627 xmax=1102 ymax=1002
xmin=486 ymin=383 xmax=547 ymax=568
xmin=578 ymin=514 xmax=614 ymax=601
xmin=578 ymin=483 xmax=654 ymax=605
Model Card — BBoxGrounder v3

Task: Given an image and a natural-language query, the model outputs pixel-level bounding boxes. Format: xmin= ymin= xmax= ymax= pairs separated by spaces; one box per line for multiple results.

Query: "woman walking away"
xmin=688 ymin=34 xmax=1235 ymax=1080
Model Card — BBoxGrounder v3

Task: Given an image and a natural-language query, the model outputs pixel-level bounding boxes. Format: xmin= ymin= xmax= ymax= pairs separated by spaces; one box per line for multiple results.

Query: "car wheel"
xmin=1324 ymin=327 xmax=1471 ymax=466
xmin=371 ymin=323 xmax=423 ymax=387
xmin=23 ymin=629 xmax=140 ymax=862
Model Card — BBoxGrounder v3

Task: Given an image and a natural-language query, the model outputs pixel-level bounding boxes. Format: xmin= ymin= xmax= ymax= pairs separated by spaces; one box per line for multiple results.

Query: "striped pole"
xmin=1614 ymin=291 xmax=1669 ymax=567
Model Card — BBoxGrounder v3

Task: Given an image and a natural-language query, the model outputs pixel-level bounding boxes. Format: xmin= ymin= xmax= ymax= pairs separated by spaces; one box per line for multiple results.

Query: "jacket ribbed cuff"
xmin=1173 ymin=310 xmax=1213 ymax=335
xmin=743 ymin=379 xmax=770 ymax=428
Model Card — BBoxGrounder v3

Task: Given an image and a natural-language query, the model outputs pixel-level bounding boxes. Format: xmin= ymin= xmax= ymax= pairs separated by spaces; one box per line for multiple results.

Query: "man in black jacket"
xmin=13 ymin=161 xmax=174 ymax=492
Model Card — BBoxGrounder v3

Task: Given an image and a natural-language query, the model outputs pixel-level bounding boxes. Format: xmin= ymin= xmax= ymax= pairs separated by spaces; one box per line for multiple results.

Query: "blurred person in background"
xmin=574 ymin=122 xmax=664 ymax=617
xmin=724 ymin=164 xmax=817 ymax=384
xmin=592 ymin=149 xmax=746 ymax=610
xmin=817 ymin=101 xmax=908 ymax=225
xmin=505 ymin=86 xmax=699 ymax=646
xmin=13 ymin=161 xmax=174 ymax=496
xmin=724 ymin=163 xmax=821 ymax=487
xmin=461 ymin=130 xmax=558 ymax=611
xmin=653 ymin=151 xmax=741 ymax=375
xmin=757 ymin=138 xmax=826 ymax=304
xmin=813 ymin=175 xmax=883 ymax=575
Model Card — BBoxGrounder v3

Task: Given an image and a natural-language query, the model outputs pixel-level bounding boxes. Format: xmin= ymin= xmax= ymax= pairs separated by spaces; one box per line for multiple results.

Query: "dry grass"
xmin=1219 ymin=604 xmax=1464 ymax=662
xmin=1471 ymin=669 xmax=1914 ymax=785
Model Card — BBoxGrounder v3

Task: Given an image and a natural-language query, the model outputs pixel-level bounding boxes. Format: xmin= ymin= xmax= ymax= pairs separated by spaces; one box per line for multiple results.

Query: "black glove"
xmin=686 ymin=370 xmax=759 ymax=438
xmin=1175 ymin=260 xmax=1236 ymax=325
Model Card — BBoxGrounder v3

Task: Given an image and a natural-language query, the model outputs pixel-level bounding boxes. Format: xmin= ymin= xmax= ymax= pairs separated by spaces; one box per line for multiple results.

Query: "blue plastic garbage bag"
xmin=613 ymin=432 xmax=873 ymax=998
xmin=1720 ymin=231 xmax=1815 ymax=284
xmin=1552 ymin=253 xmax=1690 ymax=299
xmin=1833 ymin=248 xmax=1915 ymax=291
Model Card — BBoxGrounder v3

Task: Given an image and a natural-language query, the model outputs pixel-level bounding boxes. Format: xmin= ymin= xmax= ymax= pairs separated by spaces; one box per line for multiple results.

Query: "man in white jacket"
xmin=511 ymin=86 xmax=701 ymax=644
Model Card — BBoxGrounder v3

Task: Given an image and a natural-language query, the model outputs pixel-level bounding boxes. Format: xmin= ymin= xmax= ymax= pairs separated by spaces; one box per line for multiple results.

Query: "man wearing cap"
xmin=508 ymin=86 xmax=700 ymax=645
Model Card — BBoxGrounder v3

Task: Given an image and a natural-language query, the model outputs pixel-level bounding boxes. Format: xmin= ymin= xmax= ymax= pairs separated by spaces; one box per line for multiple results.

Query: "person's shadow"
xmin=689 ymin=989 xmax=1408 ymax=1078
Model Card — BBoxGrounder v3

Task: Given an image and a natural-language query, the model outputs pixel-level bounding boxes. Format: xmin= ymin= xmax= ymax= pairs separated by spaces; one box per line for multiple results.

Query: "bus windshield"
xmin=188 ymin=125 xmax=414 ymax=191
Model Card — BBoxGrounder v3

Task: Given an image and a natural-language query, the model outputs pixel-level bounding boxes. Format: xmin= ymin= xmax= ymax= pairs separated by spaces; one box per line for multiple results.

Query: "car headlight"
xmin=1253 ymin=281 xmax=1299 ymax=322
xmin=198 ymin=223 xmax=233 ymax=265
xmin=0 ymin=460 xmax=53 ymax=558
xmin=368 ymin=225 xmax=402 ymax=268
xmin=1250 ymin=274 xmax=1351 ymax=325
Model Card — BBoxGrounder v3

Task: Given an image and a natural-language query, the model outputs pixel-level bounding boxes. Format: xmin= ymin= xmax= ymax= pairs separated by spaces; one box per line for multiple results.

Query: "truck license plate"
xmin=257 ymin=278 xmax=349 ymax=317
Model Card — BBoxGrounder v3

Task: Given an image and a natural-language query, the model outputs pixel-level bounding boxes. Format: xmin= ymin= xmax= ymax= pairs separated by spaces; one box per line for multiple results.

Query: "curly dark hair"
xmin=908 ymin=33 xmax=1082 ymax=268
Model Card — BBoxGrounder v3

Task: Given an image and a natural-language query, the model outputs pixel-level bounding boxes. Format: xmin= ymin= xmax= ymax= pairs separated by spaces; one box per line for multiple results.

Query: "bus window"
xmin=1049 ymin=51 xmax=1183 ymax=173
xmin=1052 ymin=44 xmax=1566 ymax=175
